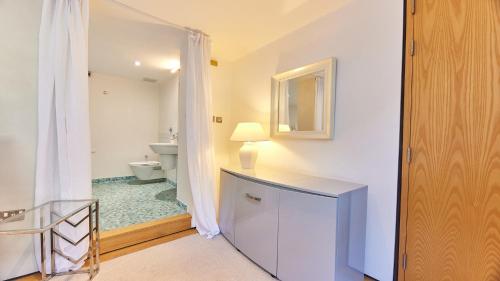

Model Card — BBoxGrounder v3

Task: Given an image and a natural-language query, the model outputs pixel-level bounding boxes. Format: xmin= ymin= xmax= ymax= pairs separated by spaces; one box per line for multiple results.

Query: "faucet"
xmin=169 ymin=127 xmax=177 ymax=143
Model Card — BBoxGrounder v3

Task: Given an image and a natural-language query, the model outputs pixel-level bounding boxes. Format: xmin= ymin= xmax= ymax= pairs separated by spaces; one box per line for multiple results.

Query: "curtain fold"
xmin=35 ymin=0 xmax=91 ymax=273
xmin=314 ymin=76 xmax=324 ymax=131
xmin=278 ymin=81 xmax=290 ymax=127
xmin=184 ymin=31 xmax=220 ymax=238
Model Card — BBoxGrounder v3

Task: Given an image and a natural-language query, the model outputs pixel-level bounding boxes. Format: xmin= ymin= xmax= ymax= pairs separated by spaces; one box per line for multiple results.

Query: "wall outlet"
xmin=0 ymin=209 xmax=26 ymax=222
xmin=212 ymin=116 xmax=223 ymax=123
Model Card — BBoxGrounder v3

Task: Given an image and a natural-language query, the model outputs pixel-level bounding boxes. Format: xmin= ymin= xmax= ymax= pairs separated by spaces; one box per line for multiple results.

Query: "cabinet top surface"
xmin=221 ymin=166 xmax=367 ymax=197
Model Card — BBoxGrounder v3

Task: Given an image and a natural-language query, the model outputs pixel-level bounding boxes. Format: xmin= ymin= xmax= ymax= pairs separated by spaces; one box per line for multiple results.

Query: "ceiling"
xmin=114 ymin=0 xmax=351 ymax=61
xmin=89 ymin=0 xmax=185 ymax=82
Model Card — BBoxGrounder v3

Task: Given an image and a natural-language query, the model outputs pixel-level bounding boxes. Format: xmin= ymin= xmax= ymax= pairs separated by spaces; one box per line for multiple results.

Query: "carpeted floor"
xmin=54 ymin=234 xmax=276 ymax=281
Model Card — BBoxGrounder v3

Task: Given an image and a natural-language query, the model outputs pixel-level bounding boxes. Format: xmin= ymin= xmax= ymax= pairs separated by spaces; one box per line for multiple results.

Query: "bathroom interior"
xmin=88 ymin=0 xmax=187 ymax=232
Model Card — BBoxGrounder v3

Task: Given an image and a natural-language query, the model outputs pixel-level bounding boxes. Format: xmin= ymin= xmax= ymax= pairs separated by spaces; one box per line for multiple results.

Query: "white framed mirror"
xmin=271 ymin=58 xmax=336 ymax=139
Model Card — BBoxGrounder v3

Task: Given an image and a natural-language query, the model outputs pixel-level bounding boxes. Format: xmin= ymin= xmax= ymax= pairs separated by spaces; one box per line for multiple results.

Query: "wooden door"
xmin=399 ymin=0 xmax=500 ymax=280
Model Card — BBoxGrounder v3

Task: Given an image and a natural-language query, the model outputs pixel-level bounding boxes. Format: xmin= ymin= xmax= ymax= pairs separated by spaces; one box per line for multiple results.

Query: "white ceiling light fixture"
xmin=134 ymin=60 xmax=141 ymax=66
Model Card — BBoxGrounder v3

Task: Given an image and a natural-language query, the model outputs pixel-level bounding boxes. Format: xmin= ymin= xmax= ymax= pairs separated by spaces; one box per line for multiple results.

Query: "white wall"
xmin=90 ymin=72 xmax=160 ymax=179
xmin=0 ymin=0 xmax=41 ymax=279
xmin=211 ymin=62 xmax=233 ymax=214
xmin=159 ymin=74 xmax=179 ymax=142
xmin=226 ymin=0 xmax=403 ymax=279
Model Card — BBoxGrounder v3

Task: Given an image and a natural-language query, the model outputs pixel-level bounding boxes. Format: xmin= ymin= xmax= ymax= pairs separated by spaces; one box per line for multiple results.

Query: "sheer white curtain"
xmin=184 ymin=31 xmax=220 ymax=238
xmin=278 ymin=81 xmax=290 ymax=127
xmin=35 ymin=0 xmax=91 ymax=273
xmin=314 ymin=76 xmax=324 ymax=131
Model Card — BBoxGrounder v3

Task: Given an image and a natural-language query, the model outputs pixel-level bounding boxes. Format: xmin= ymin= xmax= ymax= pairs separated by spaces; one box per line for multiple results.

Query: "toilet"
xmin=128 ymin=161 xmax=163 ymax=180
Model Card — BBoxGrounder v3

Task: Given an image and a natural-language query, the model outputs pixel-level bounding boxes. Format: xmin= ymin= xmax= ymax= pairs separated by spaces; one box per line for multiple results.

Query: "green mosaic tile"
xmin=92 ymin=178 xmax=186 ymax=231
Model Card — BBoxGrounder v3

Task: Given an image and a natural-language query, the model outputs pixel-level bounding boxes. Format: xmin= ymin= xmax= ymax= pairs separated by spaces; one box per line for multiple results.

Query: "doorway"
xmin=88 ymin=0 xmax=192 ymax=248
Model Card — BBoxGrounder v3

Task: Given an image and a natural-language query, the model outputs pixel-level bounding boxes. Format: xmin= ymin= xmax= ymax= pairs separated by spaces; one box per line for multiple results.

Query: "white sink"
xmin=149 ymin=143 xmax=178 ymax=155
xmin=149 ymin=143 xmax=178 ymax=173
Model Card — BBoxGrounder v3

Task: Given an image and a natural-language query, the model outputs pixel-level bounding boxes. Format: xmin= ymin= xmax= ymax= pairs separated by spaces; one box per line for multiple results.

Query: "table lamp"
xmin=230 ymin=122 xmax=268 ymax=169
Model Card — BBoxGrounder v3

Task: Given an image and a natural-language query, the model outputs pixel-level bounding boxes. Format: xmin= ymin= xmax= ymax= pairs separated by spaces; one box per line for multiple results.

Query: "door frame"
xmin=394 ymin=0 xmax=414 ymax=280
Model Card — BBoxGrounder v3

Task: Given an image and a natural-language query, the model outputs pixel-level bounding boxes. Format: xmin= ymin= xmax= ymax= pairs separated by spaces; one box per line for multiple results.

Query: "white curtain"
xmin=35 ymin=0 xmax=91 ymax=273
xmin=184 ymin=31 xmax=220 ymax=238
xmin=278 ymin=81 xmax=290 ymax=127
xmin=314 ymin=76 xmax=324 ymax=131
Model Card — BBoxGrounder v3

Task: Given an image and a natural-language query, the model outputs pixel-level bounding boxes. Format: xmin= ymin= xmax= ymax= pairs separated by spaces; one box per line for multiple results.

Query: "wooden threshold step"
xmin=100 ymin=213 xmax=192 ymax=254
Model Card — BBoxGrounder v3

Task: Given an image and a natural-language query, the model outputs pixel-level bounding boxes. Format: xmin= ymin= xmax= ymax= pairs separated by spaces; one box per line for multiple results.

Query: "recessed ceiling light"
xmin=134 ymin=60 xmax=141 ymax=66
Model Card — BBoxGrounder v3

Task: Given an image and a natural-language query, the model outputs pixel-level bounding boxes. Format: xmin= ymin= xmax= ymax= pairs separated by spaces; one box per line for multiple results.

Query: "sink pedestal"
xmin=149 ymin=143 xmax=178 ymax=180
xmin=160 ymin=154 xmax=177 ymax=171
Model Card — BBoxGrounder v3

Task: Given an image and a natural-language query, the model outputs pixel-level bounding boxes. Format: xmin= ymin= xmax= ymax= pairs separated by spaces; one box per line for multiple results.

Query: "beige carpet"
xmin=55 ymin=234 xmax=276 ymax=281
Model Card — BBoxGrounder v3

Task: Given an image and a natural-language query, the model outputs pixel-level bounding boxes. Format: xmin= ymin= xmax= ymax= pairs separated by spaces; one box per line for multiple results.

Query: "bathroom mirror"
xmin=271 ymin=58 xmax=336 ymax=139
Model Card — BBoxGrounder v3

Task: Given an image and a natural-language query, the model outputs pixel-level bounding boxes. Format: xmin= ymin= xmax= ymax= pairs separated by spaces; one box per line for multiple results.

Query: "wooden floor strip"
xmin=99 ymin=228 xmax=197 ymax=262
xmin=100 ymin=213 xmax=192 ymax=254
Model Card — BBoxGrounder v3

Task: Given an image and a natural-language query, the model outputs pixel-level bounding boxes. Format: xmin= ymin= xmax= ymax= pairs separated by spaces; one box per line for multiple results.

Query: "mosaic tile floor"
xmin=92 ymin=179 xmax=187 ymax=231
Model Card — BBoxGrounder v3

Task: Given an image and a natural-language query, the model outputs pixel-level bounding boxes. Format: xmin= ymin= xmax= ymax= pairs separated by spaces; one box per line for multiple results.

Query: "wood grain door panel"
xmin=402 ymin=0 xmax=500 ymax=280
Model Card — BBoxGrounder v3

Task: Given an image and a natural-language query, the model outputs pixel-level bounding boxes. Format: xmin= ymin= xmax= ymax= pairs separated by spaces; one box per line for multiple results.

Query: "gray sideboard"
xmin=219 ymin=166 xmax=367 ymax=281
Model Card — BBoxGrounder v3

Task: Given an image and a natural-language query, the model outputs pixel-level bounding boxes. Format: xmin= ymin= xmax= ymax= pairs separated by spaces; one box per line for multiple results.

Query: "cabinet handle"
xmin=245 ymin=193 xmax=262 ymax=202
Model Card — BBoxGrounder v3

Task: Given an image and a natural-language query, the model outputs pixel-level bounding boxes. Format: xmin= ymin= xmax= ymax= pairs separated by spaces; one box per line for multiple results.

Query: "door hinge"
xmin=410 ymin=40 xmax=415 ymax=56
xmin=411 ymin=0 xmax=416 ymax=15
xmin=402 ymin=253 xmax=408 ymax=270
xmin=406 ymin=147 xmax=412 ymax=164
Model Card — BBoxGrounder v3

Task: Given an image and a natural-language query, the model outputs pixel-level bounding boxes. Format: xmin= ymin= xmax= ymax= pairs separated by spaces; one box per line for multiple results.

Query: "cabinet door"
xmin=234 ymin=178 xmax=279 ymax=275
xmin=219 ymin=171 xmax=238 ymax=245
xmin=277 ymin=189 xmax=337 ymax=281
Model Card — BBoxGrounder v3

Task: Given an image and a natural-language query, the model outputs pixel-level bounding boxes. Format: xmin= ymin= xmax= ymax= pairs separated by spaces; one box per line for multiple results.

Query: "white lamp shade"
xmin=230 ymin=122 xmax=268 ymax=142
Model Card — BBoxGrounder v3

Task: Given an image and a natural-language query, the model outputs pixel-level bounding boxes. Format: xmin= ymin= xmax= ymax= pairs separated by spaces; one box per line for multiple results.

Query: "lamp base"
xmin=239 ymin=142 xmax=258 ymax=169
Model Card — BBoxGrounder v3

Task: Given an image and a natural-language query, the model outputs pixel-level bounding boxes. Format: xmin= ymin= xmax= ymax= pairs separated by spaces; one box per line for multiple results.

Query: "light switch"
xmin=0 ymin=209 xmax=26 ymax=222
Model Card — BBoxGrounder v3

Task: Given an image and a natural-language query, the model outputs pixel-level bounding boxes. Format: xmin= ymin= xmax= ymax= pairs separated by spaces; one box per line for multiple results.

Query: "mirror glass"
xmin=271 ymin=58 xmax=335 ymax=139
xmin=277 ymin=70 xmax=325 ymax=132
